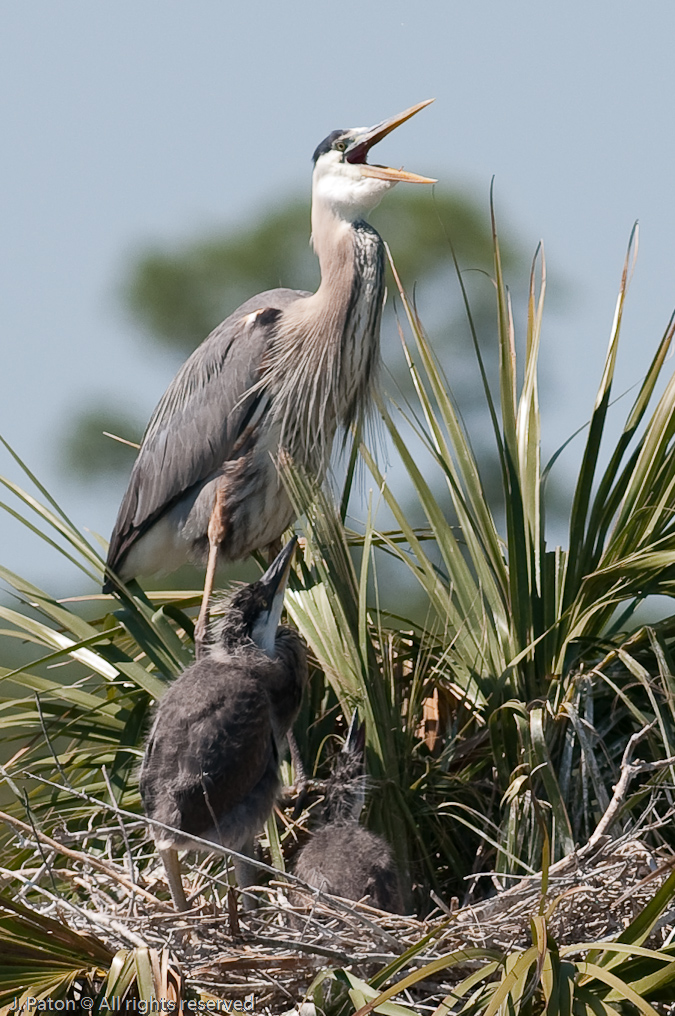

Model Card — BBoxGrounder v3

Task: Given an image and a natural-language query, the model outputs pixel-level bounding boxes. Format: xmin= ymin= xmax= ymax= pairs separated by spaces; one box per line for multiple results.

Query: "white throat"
xmin=311 ymin=153 xmax=396 ymax=228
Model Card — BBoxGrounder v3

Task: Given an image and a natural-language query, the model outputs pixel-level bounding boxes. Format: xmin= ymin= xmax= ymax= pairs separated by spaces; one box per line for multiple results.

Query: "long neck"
xmin=311 ymin=200 xmax=359 ymax=314
xmin=268 ymin=197 xmax=384 ymax=465
xmin=309 ymin=197 xmax=385 ymax=329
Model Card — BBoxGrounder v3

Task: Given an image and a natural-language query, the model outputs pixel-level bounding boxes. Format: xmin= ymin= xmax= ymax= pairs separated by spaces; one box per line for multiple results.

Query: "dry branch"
xmin=0 ymin=808 xmax=170 ymax=910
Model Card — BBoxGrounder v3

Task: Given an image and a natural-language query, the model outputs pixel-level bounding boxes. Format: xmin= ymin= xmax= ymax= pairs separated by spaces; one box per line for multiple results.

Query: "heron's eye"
xmin=334 ymin=141 xmax=347 ymax=153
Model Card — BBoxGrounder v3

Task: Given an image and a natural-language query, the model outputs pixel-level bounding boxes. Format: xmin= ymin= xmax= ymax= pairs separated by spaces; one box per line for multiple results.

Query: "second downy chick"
xmin=293 ymin=712 xmax=403 ymax=913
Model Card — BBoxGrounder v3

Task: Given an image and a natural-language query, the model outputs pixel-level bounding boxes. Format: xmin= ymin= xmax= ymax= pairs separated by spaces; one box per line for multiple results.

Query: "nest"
xmin=448 ymin=836 xmax=674 ymax=952
xmin=111 ymin=837 xmax=675 ymax=1010
xmin=3 ymin=732 xmax=675 ymax=1013
xmin=3 ymin=809 xmax=675 ymax=1015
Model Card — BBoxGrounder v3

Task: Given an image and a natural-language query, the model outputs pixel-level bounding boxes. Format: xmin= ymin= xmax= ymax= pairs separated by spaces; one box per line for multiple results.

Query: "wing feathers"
xmin=106 ymin=289 xmax=308 ymax=576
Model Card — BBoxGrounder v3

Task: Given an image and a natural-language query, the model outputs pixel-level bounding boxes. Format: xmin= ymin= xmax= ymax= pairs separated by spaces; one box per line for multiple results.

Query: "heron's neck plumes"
xmin=266 ymin=198 xmax=385 ymax=471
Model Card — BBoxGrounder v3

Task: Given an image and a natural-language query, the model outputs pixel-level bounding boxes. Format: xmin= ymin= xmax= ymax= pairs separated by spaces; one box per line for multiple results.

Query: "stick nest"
xmin=3 ymin=819 xmax=675 ymax=1015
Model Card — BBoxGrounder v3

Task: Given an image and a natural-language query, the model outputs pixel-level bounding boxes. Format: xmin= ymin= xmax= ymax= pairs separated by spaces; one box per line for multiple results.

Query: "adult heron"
xmin=140 ymin=538 xmax=307 ymax=911
xmin=104 ymin=100 xmax=435 ymax=641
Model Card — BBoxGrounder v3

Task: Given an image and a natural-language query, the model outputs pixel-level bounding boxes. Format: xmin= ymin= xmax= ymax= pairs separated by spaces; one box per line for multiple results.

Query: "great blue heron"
xmin=139 ymin=538 xmax=307 ymax=911
xmin=104 ymin=100 xmax=435 ymax=642
xmin=293 ymin=712 xmax=403 ymax=913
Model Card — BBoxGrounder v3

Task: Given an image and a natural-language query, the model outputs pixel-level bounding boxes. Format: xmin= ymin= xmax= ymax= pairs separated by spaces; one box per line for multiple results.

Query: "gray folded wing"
xmin=106 ymin=288 xmax=309 ymax=576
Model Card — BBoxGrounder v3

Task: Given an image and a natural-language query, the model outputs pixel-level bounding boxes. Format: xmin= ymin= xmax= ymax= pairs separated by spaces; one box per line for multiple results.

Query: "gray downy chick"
xmin=140 ymin=538 xmax=307 ymax=911
xmin=293 ymin=712 xmax=403 ymax=913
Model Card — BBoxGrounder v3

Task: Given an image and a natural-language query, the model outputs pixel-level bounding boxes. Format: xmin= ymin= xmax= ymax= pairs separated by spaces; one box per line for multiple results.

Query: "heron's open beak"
xmin=346 ymin=99 xmax=436 ymax=184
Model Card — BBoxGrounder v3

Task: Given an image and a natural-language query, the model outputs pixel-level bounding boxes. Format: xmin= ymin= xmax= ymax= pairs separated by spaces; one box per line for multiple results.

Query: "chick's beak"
xmin=260 ymin=537 xmax=297 ymax=597
xmin=346 ymin=99 xmax=437 ymax=184
xmin=259 ymin=537 xmax=297 ymax=632
xmin=344 ymin=708 xmax=366 ymax=756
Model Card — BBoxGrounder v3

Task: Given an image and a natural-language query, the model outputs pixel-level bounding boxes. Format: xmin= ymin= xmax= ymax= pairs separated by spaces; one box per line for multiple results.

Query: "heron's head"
xmin=210 ymin=538 xmax=297 ymax=658
xmin=311 ymin=99 xmax=436 ymax=222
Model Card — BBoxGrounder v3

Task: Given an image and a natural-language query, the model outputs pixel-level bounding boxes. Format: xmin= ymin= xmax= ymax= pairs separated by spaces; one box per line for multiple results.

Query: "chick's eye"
xmin=335 ymin=141 xmax=347 ymax=153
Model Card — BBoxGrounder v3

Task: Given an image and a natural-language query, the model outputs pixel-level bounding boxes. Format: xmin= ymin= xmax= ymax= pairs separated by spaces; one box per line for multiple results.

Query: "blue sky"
xmin=3 ymin=1 xmax=675 ymax=588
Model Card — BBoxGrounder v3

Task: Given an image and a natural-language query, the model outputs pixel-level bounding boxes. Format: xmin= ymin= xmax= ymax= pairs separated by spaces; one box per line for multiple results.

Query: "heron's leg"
xmin=287 ymin=730 xmax=309 ymax=818
xmin=288 ymin=730 xmax=307 ymax=789
xmin=265 ymin=538 xmax=282 ymax=564
xmin=159 ymin=847 xmax=190 ymax=912
xmin=194 ymin=487 xmax=227 ymax=657
xmin=287 ymin=731 xmax=306 ymax=785
xmin=233 ymin=838 xmax=258 ymax=912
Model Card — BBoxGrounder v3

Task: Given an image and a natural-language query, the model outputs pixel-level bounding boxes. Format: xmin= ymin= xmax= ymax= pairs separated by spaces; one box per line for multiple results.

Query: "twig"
xmin=11 ymin=768 xmax=409 ymax=939
xmin=34 ymin=692 xmax=73 ymax=790
xmin=274 ymin=882 xmax=402 ymax=950
xmin=0 ymin=808 xmax=170 ymax=910
xmin=252 ymin=967 xmax=296 ymax=1004
xmin=0 ymin=863 xmax=145 ymax=949
xmin=612 ymin=856 xmax=675 ymax=907
xmin=102 ymin=764 xmax=137 ymax=887
xmin=85 ymin=908 xmax=149 ymax=948
xmin=20 ymin=790 xmax=64 ymax=911
xmin=587 ymin=725 xmax=675 ymax=851
xmin=18 ymin=770 xmax=294 ymax=880
xmin=55 ymin=823 xmax=148 ymax=841
xmin=15 ymin=851 xmax=56 ymax=902
xmin=430 ymin=890 xmax=455 ymax=917
xmin=245 ymin=932 xmax=354 ymax=964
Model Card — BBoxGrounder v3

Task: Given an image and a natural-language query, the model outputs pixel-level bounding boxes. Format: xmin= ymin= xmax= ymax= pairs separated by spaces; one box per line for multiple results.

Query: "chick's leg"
xmin=159 ymin=847 xmax=190 ymax=912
